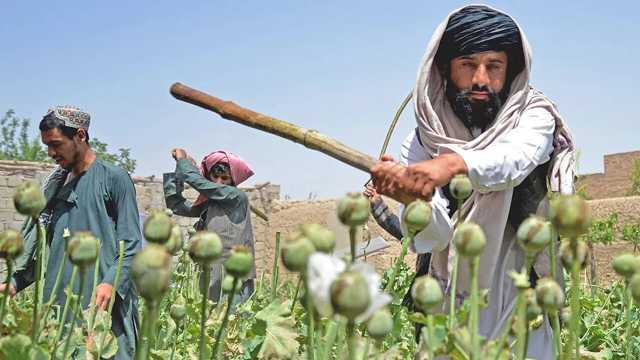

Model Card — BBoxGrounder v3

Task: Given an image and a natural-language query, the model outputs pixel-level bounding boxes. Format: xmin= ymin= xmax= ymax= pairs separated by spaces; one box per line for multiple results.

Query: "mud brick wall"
xmin=0 ymin=160 xmax=280 ymax=277
xmin=578 ymin=150 xmax=640 ymax=199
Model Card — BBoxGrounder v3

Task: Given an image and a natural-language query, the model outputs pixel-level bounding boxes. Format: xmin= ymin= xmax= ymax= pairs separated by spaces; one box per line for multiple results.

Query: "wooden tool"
xmin=170 ymin=82 xmax=377 ymax=173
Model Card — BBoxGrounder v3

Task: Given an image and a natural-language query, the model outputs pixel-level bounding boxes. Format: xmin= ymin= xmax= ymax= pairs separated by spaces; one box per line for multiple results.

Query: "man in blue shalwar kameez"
xmin=2 ymin=106 xmax=141 ymax=359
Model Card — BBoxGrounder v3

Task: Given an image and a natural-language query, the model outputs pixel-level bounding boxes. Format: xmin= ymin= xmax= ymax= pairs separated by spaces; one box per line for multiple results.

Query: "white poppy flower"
xmin=307 ymin=252 xmax=391 ymax=323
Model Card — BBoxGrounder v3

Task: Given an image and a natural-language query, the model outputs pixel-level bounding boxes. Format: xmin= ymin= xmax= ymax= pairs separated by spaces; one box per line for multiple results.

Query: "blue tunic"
xmin=13 ymin=158 xmax=141 ymax=359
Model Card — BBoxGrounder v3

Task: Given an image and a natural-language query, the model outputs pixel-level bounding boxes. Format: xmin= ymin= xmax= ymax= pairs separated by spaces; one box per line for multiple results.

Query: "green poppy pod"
xmin=535 ymin=278 xmax=564 ymax=312
xmin=612 ymin=253 xmax=640 ymax=279
xmin=221 ymin=275 xmax=236 ymax=294
xmin=281 ymin=233 xmax=315 ymax=272
xmin=337 ymin=192 xmax=370 ymax=227
xmin=188 ymin=231 xmax=222 ymax=266
xmin=67 ymin=231 xmax=99 ymax=269
xmin=449 ymin=174 xmax=473 ymax=201
xmin=170 ymin=294 xmax=186 ymax=321
xmin=13 ymin=181 xmax=46 ymax=218
xmin=300 ymin=224 xmax=336 ymax=253
xmin=132 ymin=244 xmax=172 ymax=300
xmin=366 ymin=308 xmax=393 ymax=339
xmin=143 ymin=210 xmax=173 ymax=244
xmin=549 ymin=195 xmax=591 ymax=238
xmin=453 ymin=222 xmax=487 ymax=258
xmin=330 ymin=271 xmax=370 ymax=320
xmin=164 ymin=224 xmax=184 ymax=256
xmin=524 ymin=288 xmax=542 ymax=321
xmin=560 ymin=240 xmax=588 ymax=270
xmin=402 ymin=200 xmax=432 ymax=236
xmin=224 ymin=245 xmax=253 ymax=278
xmin=0 ymin=229 xmax=24 ymax=260
xmin=411 ymin=275 xmax=443 ymax=313
xmin=516 ymin=216 xmax=553 ymax=254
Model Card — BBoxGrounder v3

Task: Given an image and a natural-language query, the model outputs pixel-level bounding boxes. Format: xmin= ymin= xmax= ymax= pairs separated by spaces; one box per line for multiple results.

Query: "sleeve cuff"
xmin=102 ymin=266 xmax=129 ymax=299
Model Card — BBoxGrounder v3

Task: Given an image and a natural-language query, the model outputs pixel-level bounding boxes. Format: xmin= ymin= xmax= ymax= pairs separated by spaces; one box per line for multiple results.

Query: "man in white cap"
xmin=3 ymin=106 xmax=141 ymax=358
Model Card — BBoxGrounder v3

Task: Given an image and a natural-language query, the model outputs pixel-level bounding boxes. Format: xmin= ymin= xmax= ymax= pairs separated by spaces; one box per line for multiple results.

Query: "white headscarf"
xmin=414 ymin=4 xmax=576 ymax=292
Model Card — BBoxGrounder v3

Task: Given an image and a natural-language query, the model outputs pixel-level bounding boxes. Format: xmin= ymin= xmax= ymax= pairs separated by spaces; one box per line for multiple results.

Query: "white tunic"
xmin=399 ymin=106 xmax=557 ymax=359
xmin=402 ymin=106 xmax=556 ymax=254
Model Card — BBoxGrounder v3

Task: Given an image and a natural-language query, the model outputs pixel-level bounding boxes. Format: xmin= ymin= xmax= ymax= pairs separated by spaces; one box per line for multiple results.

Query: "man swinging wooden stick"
xmin=170 ymin=7 xmax=578 ymax=358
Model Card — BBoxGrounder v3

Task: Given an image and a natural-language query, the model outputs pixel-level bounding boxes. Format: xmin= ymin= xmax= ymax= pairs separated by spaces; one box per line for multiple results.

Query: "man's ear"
xmin=76 ymin=128 xmax=88 ymax=143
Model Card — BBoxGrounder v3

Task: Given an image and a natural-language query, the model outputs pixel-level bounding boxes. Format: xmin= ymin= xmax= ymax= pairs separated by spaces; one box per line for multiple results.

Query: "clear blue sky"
xmin=1 ymin=1 xmax=637 ymax=199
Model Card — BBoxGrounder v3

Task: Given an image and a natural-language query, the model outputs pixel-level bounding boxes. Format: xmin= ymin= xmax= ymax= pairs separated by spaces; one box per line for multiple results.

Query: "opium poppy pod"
xmin=367 ymin=308 xmax=393 ymax=339
xmin=612 ymin=253 xmax=640 ymax=279
xmin=535 ymin=278 xmax=564 ymax=312
xmin=67 ymin=231 xmax=99 ymax=269
xmin=132 ymin=244 xmax=172 ymax=300
xmin=516 ymin=216 xmax=553 ymax=254
xmin=221 ymin=275 xmax=236 ymax=294
xmin=143 ymin=209 xmax=173 ymax=244
xmin=549 ymin=195 xmax=591 ymax=238
xmin=0 ymin=229 xmax=23 ymax=260
xmin=449 ymin=174 xmax=473 ymax=201
xmin=300 ymin=223 xmax=336 ymax=253
xmin=453 ymin=222 xmax=486 ymax=258
xmin=170 ymin=294 xmax=187 ymax=321
xmin=402 ymin=200 xmax=432 ymax=236
xmin=337 ymin=192 xmax=370 ymax=227
xmin=281 ymin=233 xmax=315 ymax=272
xmin=411 ymin=275 xmax=443 ymax=313
xmin=164 ymin=224 xmax=184 ymax=256
xmin=188 ymin=231 xmax=222 ymax=266
xmin=560 ymin=240 xmax=588 ymax=270
xmin=330 ymin=270 xmax=370 ymax=320
xmin=13 ymin=181 xmax=46 ymax=218
xmin=224 ymin=245 xmax=253 ymax=278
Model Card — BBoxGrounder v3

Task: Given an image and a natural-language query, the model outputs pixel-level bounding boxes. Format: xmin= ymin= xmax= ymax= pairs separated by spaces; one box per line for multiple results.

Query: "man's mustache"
xmin=459 ymin=85 xmax=498 ymax=97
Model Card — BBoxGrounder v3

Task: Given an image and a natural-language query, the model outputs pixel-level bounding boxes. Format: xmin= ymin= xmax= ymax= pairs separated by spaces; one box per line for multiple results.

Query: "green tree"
xmin=628 ymin=158 xmax=640 ymax=196
xmin=0 ymin=109 xmax=48 ymax=162
xmin=89 ymin=138 xmax=137 ymax=173
xmin=0 ymin=109 xmax=137 ymax=173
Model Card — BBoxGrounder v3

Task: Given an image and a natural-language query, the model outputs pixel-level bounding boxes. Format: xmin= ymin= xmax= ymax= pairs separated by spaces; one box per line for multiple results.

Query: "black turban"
xmin=435 ymin=6 xmax=525 ymax=80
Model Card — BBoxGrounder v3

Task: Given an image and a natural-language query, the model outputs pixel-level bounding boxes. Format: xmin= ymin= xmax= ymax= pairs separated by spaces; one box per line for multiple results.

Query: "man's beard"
xmin=445 ymin=81 xmax=507 ymax=131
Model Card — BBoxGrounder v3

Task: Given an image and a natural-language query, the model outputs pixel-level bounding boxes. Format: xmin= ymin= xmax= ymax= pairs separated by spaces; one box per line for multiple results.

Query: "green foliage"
xmin=0 ymin=110 xmax=48 ymax=162
xmin=0 ymin=109 xmax=137 ymax=172
xmin=583 ymin=213 xmax=619 ymax=245
xmin=4 ymin=198 xmax=640 ymax=359
xmin=622 ymin=223 xmax=640 ymax=253
xmin=255 ymin=300 xmax=299 ymax=358
xmin=89 ymin=138 xmax=137 ymax=173
xmin=579 ymin=281 xmax=640 ymax=358
xmin=629 ymin=158 xmax=640 ymax=196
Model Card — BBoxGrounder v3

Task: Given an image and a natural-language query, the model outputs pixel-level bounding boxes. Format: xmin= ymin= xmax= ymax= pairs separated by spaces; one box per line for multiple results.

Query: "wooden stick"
xmin=170 ymin=82 xmax=376 ymax=173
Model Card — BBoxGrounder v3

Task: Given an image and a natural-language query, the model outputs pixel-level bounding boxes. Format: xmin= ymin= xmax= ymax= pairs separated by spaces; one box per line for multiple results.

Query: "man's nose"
xmin=471 ymin=65 xmax=489 ymax=88
xmin=47 ymin=147 xmax=56 ymax=158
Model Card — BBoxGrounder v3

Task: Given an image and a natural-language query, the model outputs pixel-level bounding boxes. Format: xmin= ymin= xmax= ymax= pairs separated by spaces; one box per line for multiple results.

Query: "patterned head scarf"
xmin=43 ymin=105 xmax=91 ymax=130
xmin=193 ymin=150 xmax=254 ymax=207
